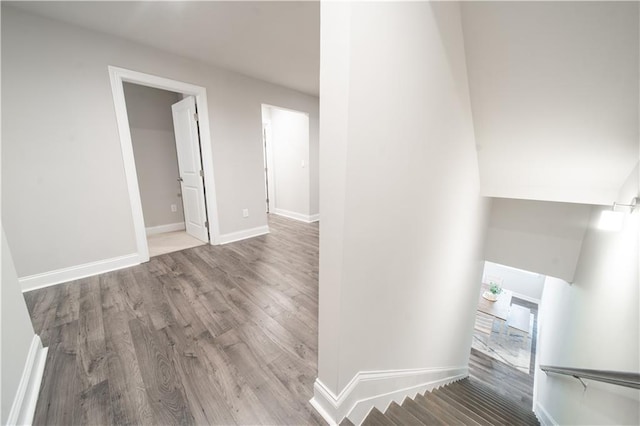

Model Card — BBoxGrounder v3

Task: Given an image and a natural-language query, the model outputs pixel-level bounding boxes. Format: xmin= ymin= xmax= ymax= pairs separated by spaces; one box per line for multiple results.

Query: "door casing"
xmin=108 ymin=65 xmax=221 ymax=263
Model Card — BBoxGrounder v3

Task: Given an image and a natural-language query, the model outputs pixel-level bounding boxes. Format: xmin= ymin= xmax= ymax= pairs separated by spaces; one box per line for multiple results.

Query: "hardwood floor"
xmin=469 ymin=348 xmax=535 ymax=411
xmin=24 ymin=214 xmax=324 ymax=426
xmin=23 ymin=213 xmax=537 ymax=425
xmin=468 ymin=297 xmax=538 ymax=412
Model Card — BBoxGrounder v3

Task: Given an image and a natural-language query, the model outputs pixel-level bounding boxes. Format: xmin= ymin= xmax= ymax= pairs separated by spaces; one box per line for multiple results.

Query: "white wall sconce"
xmin=597 ymin=197 xmax=638 ymax=231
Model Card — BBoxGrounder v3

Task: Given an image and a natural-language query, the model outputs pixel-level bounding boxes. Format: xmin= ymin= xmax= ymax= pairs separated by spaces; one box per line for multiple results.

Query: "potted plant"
xmin=483 ymin=282 xmax=503 ymax=301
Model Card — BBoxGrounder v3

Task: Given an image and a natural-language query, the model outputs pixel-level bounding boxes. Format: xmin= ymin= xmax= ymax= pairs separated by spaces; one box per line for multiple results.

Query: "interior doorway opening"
xmin=260 ymin=104 xmax=312 ymax=222
xmin=474 ymin=261 xmax=544 ymax=375
xmin=109 ymin=66 xmax=221 ymax=263
xmin=122 ymin=83 xmax=208 ymax=257
xmin=470 ymin=261 xmax=546 ymax=411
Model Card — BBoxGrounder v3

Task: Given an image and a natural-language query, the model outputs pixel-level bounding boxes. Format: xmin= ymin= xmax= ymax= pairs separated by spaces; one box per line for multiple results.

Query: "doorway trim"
xmin=108 ymin=66 xmax=221 ymax=263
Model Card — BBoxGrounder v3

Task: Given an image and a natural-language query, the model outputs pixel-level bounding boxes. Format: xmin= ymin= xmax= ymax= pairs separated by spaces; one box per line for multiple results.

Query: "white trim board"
xmin=108 ymin=66 xmax=222 ymax=263
xmin=273 ymin=208 xmax=319 ymax=224
xmin=146 ymin=222 xmax=186 ymax=236
xmin=7 ymin=335 xmax=48 ymax=426
xmin=310 ymin=366 xmax=468 ymax=425
xmin=534 ymin=401 xmax=558 ymax=426
xmin=218 ymin=225 xmax=270 ymax=245
xmin=19 ymin=253 xmax=139 ymax=292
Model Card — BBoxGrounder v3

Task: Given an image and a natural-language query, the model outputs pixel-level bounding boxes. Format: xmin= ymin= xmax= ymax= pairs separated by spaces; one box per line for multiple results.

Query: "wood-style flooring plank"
xmin=77 ymin=276 xmax=107 ymax=391
xmin=128 ymin=316 xmax=195 ymax=425
xmin=32 ymin=321 xmax=79 ymax=426
xmin=26 ymin=214 xmax=322 ymax=425
xmin=76 ymin=380 xmax=112 ymax=426
xmin=161 ymin=323 xmax=236 ymax=425
xmin=103 ymin=309 xmax=156 ymax=425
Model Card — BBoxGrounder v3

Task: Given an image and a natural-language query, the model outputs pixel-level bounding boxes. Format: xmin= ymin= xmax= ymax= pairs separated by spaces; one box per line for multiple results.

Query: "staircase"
xmin=358 ymin=378 xmax=540 ymax=425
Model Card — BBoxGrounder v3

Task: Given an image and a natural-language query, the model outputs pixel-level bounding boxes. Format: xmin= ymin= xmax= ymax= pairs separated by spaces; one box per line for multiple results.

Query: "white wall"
xmin=1 ymin=6 xmax=319 ymax=278
xmin=123 ymin=83 xmax=184 ymax=228
xmin=483 ymin=261 xmax=545 ymax=303
xmin=316 ymin=2 xmax=490 ymax=421
xmin=534 ymin=165 xmax=639 ymax=425
xmin=485 ymin=198 xmax=592 ymax=282
xmin=461 ymin=2 xmax=639 ymax=205
xmin=263 ymin=106 xmax=311 ymax=219
xmin=1 ymin=228 xmax=37 ymax=423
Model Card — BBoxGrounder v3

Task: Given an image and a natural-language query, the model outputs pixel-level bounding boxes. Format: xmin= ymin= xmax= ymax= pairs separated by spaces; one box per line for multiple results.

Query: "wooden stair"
xmin=360 ymin=378 xmax=539 ymax=426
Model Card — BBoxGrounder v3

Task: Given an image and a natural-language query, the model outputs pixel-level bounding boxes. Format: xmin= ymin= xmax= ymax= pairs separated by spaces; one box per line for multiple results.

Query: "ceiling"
xmin=6 ymin=1 xmax=638 ymax=206
xmin=6 ymin=1 xmax=320 ymax=96
xmin=461 ymin=1 xmax=639 ymax=205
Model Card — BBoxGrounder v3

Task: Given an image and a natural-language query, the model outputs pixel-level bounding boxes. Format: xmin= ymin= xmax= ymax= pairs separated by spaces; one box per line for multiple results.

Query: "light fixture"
xmin=597 ymin=197 xmax=638 ymax=231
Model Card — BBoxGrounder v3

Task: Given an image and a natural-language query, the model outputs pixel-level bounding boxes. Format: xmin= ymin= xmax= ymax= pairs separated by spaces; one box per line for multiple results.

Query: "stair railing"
xmin=539 ymin=365 xmax=640 ymax=390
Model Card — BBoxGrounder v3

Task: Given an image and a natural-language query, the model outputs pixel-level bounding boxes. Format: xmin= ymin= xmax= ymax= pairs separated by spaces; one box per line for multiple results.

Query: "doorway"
xmin=109 ymin=66 xmax=221 ymax=262
xmin=260 ymin=104 xmax=312 ymax=222
xmin=122 ymin=83 xmax=208 ymax=257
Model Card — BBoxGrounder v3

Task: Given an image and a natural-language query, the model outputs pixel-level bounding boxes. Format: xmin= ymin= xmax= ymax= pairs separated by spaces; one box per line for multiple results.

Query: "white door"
xmin=172 ymin=96 xmax=209 ymax=243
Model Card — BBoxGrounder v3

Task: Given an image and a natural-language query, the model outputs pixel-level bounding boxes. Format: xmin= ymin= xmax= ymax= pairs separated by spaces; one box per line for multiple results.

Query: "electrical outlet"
xmin=242 ymin=209 xmax=249 ymax=218
xmin=171 ymin=204 xmax=177 ymax=213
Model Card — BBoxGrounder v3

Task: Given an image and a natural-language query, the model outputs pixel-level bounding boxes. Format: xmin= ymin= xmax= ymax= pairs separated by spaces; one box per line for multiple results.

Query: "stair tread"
xmin=362 ymin=408 xmax=396 ymax=426
xmin=414 ymin=392 xmax=465 ymax=425
xmin=440 ymin=384 xmax=511 ymax=425
xmin=423 ymin=389 xmax=483 ymax=426
xmin=339 ymin=416 xmax=356 ymax=426
xmin=361 ymin=377 xmax=540 ymax=426
xmin=401 ymin=396 xmax=449 ymax=426
xmin=448 ymin=382 xmax=526 ymax=424
xmin=457 ymin=380 xmax=538 ymax=422
xmin=386 ymin=401 xmax=425 ymax=425
xmin=429 ymin=387 xmax=493 ymax=426
xmin=450 ymin=381 xmax=538 ymax=425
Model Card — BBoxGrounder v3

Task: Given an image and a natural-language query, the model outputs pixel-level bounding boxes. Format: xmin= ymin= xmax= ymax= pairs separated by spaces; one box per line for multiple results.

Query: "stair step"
xmin=423 ymin=389 xmax=482 ymax=426
xmin=440 ymin=384 xmax=511 ymax=425
xmin=451 ymin=380 xmax=538 ymax=425
xmin=360 ymin=377 xmax=541 ymax=426
xmin=385 ymin=401 xmax=425 ymax=425
xmin=429 ymin=387 xmax=492 ymax=426
xmin=447 ymin=382 xmax=523 ymax=424
xmin=413 ymin=392 xmax=464 ymax=425
xmin=457 ymin=380 xmax=538 ymax=424
xmin=339 ymin=416 xmax=356 ymax=426
xmin=362 ymin=408 xmax=396 ymax=426
xmin=401 ymin=397 xmax=448 ymax=425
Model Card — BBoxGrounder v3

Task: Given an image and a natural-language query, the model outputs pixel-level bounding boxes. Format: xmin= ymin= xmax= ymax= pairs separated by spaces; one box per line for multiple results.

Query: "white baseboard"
xmin=218 ymin=225 xmax=270 ymax=245
xmin=19 ymin=253 xmax=140 ymax=292
xmin=310 ymin=366 xmax=468 ymax=425
xmin=534 ymin=401 xmax=558 ymax=426
xmin=145 ymin=222 xmax=185 ymax=235
xmin=273 ymin=208 xmax=319 ymax=224
xmin=7 ymin=335 xmax=48 ymax=426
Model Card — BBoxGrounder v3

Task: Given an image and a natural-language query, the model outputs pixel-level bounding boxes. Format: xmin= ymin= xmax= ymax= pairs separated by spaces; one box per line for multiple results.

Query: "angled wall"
xmin=485 ymin=198 xmax=592 ymax=282
xmin=314 ymin=3 xmax=490 ymax=423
